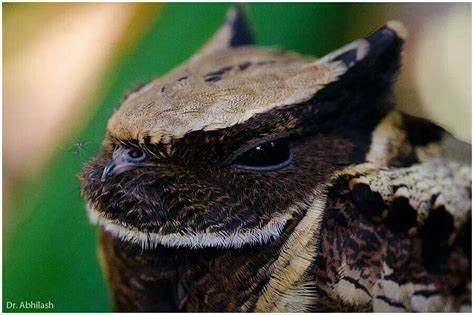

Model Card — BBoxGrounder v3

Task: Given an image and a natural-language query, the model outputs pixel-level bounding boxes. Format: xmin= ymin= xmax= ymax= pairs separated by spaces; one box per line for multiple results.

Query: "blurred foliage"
xmin=3 ymin=3 xmax=352 ymax=312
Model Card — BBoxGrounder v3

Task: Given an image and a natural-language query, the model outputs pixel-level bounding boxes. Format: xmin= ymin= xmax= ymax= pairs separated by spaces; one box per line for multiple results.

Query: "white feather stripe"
xmin=255 ymin=185 xmax=327 ymax=312
xmin=86 ymin=203 xmax=293 ymax=249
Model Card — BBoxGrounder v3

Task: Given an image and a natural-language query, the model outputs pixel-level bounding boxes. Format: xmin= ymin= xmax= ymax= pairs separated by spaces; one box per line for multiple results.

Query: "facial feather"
xmin=82 ymin=17 xmax=405 ymax=247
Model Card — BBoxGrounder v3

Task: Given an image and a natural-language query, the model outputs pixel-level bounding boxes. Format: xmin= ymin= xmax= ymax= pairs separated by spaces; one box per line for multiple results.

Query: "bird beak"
xmin=101 ymin=160 xmax=117 ymax=182
xmin=101 ymin=148 xmax=138 ymax=182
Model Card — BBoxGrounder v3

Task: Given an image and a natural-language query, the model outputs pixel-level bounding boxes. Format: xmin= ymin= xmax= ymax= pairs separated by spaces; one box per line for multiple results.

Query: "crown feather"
xmin=106 ymin=20 xmax=407 ymax=144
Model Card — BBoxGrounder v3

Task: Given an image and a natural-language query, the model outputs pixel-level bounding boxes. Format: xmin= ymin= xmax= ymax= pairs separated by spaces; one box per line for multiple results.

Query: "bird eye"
xmin=126 ymin=148 xmax=146 ymax=162
xmin=233 ymin=139 xmax=292 ymax=171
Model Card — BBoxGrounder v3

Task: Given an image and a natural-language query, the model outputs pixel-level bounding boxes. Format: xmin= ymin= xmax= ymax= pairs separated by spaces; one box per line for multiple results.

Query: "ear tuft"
xmin=315 ymin=21 xmax=406 ymax=74
xmin=226 ymin=5 xmax=254 ymax=47
xmin=191 ymin=5 xmax=254 ymax=61
xmin=308 ymin=22 xmax=408 ymax=130
xmin=315 ymin=39 xmax=370 ymax=69
xmin=364 ymin=22 xmax=405 ymax=61
xmin=386 ymin=20 xmax=408 ymax=40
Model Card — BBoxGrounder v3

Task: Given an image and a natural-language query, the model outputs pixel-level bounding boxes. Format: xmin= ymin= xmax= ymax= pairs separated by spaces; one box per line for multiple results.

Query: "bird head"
xmin=80 ymin=7 xmax=406 ymax=249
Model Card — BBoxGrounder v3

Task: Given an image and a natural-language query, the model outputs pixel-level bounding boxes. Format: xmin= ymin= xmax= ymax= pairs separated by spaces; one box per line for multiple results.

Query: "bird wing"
xmin=315 ymin=159 xmax=471 ymax=312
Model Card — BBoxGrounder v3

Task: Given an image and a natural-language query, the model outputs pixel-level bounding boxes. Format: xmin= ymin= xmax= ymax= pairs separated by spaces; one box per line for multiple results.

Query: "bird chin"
xmin=86 ymin=203 xmax=292 ymax=250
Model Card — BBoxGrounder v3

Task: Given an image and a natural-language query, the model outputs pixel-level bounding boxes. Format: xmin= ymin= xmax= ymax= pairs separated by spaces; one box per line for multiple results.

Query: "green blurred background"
xmin=3 ymin=3 xmax=471 ymax=312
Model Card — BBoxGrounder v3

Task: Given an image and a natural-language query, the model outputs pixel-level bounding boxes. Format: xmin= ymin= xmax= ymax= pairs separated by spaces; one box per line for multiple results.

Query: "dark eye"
xmin=126 ymin=148 xmax=146 ymax=162
xmin=233 ymin=139 xmax=292 ymax=171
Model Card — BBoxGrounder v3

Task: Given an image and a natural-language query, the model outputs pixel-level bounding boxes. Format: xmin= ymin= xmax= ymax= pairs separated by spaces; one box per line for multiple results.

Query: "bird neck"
xmin=98 ymin=214 xmax=305 ymax=312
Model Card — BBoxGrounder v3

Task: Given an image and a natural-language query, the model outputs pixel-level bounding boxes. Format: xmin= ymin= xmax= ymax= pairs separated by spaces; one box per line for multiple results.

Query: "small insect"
xmin=71 ymin=140 xmax=89 ymax=156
